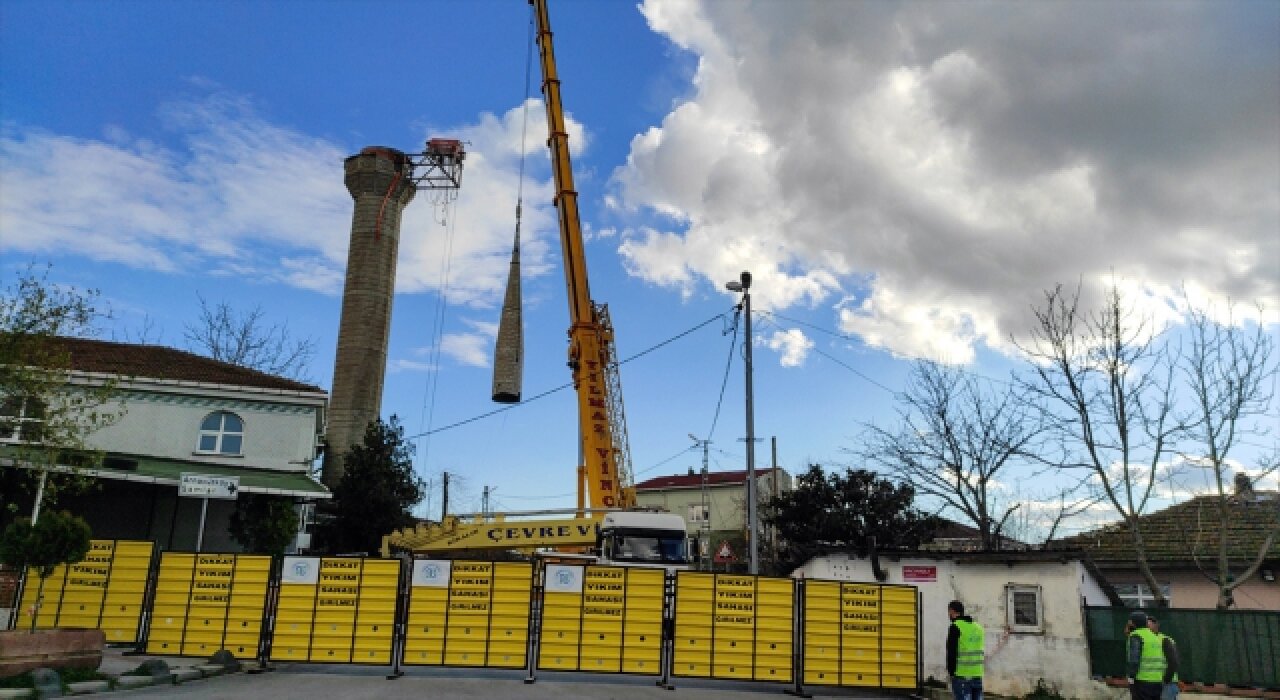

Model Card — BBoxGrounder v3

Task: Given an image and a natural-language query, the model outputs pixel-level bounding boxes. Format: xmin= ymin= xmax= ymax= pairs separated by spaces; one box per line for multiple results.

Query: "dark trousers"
xmin=951 ymin=676 xmax=983 ymax=700
xmin=1131 ymin=680 xmax=1162 ymax=700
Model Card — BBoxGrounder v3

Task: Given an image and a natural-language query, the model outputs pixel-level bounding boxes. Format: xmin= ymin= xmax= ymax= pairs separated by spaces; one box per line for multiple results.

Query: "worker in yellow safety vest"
xmin=1125 ymin=610 xmax=1171 ymax=700
xmin=946 ymin=600 xmax=984 ymax=700
xmin=1148 ymin=616 xmax=1181 ymax=700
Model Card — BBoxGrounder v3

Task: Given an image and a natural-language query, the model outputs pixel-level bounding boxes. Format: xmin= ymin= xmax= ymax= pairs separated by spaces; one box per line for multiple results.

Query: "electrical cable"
xmin=406 ymin=309 xmax=731 ymax=441
xmin=703 ymin=305 xmax=740 ymax=443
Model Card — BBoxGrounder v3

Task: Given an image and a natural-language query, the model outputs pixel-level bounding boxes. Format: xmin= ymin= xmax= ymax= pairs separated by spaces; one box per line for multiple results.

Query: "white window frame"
xmin=687 ymin=503 xmax=710 ymax=524
xmin=1006 ymin=583 xmax=1044 ymax=634
xmin=0 ymin=394 xmax=45 ymax=443
xmin=1113 ymin=583 xmax=1172 ymax=608
xmin=196 ymin=411 xmax=245 ymax=456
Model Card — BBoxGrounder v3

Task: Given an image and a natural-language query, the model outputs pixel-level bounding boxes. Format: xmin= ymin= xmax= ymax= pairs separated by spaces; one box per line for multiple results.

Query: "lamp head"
xmin=726 ymin=280 xmax=742 ymax=292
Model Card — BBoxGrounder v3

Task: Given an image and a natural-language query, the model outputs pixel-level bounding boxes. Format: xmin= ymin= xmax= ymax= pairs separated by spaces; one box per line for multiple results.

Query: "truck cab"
xmin=597 ymin=511 xmax=690 ymax=571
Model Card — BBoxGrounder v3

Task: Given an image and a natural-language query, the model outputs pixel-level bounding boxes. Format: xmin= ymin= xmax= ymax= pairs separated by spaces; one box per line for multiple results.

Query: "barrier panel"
xmin=401 ymin=560 xmax=533 ymax=668
xmin=801 ymin=581 xmax=918 ymax=689
xmin=144 ymin=552 xmax=272 ymax=658
xmin=536 ymin=564 xmax=665 ymax=675
xmin=672 ymin=572 xmax=795 ymax=683
xmin=268 ymin=556 xmax=400 ymax=664
xmin=16 ymin=539 xmax=154 ymax=643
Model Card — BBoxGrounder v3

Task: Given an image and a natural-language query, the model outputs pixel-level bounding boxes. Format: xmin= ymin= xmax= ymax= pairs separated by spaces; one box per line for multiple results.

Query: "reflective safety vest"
xmin=1159 ymin=634 xmax=1179 ymax=683
xmin=1130 ymin=627 xmax=1166 ymax=682
xmin=953 ymin=619 xmax=985 ymax=678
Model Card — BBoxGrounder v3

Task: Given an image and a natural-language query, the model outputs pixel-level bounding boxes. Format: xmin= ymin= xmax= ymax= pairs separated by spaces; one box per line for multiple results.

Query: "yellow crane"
xmin=530 ymin=0 xmax=636 ymax=512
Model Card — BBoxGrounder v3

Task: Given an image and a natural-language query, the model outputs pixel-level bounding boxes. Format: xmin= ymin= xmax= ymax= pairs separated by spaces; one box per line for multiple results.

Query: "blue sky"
xmin=3 ymin=0 xmax=1277 ymax=531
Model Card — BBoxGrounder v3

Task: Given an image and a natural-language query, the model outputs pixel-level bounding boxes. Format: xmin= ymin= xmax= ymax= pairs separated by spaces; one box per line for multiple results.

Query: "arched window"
xmin=197 ymin=411 xmax=244 ymax=455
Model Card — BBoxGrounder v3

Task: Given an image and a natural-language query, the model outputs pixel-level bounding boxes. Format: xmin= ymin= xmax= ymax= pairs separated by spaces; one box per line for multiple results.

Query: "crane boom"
xmin=531 ymin=0 xmax=635 ymax=510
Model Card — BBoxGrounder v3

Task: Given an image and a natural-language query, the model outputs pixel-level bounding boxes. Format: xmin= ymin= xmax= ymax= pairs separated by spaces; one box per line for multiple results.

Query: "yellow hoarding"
xmin=671 ymin=572 xmax=794 ymax=683
xmin=17 ymin=539 xmax=154 ymax=643
xmin=802 ymin=581 xmax=917 ymax=688
xmin=144 ymin=552 xmax=272 ymax=658
xmin=268 ymin=557 xmax=401 ymax=665
xmin=401 ymin=560 xmax=533 ymax=668
xmin=537 ymin=565 xmax=665 ymax=675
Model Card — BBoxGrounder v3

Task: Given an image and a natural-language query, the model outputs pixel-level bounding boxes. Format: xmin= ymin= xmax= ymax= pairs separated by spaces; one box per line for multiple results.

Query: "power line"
xmin=406 ymin=309 xmax=731 ymax=441
xmin=755 ymin=314 xmax=896 ymax=394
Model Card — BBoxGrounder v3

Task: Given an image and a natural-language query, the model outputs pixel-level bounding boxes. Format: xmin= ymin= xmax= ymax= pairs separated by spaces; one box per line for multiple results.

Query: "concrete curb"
xmin=67 ymin=679 xmax=111 ymax=695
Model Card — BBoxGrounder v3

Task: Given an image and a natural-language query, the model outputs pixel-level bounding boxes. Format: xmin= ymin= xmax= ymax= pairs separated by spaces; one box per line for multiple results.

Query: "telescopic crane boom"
xmin=530 ymin=0 xmax=635 ymax=511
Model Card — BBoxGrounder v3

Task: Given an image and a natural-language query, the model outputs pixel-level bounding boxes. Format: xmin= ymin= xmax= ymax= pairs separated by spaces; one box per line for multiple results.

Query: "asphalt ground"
xmin=102 ymin=647 xmax=914 ymax=700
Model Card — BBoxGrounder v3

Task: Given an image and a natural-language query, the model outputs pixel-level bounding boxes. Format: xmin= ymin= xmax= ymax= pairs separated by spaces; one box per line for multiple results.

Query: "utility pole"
xmin=441 ymin=471 xmax=450 ymax=522
xmin=689 ymin=434 xmax=712 ymax=570
xmin=726 ymin=270 xmax=758 ymax=575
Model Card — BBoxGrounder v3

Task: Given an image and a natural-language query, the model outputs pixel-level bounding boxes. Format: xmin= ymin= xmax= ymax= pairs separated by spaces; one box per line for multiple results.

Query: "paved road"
xmin=119 ymin=664 xmax=908 ymax=699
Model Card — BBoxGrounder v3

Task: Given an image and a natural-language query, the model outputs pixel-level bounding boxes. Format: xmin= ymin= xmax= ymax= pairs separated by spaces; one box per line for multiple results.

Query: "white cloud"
xmin=766 ymin=328 xmax=814 ymax=367
xmin=613 ymin=0 xmax=1279 ymax=361
xmin=0 ymin=92 xmax=584 ymax=316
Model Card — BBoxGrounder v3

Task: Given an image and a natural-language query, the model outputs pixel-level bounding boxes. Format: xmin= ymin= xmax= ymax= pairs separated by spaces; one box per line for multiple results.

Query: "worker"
xmin=1148 ymin=616 xmax=1181 ymax=700
xmin=1125 ymin=610 xmax=1167 ymax=700
xmin=946 ymin=600 xmax=985 ymax=700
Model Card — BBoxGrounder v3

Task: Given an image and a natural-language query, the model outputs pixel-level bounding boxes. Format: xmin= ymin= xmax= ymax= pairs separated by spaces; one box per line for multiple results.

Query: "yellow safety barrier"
xmin=536 ymin=565 xmax=665 ymax=675
xmin=144 ymin=552 xmax=272 ymax=658
xmin=17 ymin=539 xmax=154 ymax=643
xmin=269 ymin=556 xmax=400 ymax=664
xmin=671 ymin=572 xmax=795 ymax=683
xmin=802 ymin=581 xmax=918 ymax=689
xmin=401 ymin=560 xmax=533 ymax=668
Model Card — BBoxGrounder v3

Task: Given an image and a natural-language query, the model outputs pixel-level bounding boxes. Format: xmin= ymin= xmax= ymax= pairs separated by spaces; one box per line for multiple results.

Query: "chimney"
xmin=1234 ymin=472 xmax=1255 ymax=498
xmin=322 ymin=147 xmax=416 ymax=488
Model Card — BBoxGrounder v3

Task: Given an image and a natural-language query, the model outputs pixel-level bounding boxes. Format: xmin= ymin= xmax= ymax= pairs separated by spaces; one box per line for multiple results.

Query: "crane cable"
xmin=414 ymin=10 xmax=537 ymax=480
xmin=407 ymin=309 xmax=732 ymax=440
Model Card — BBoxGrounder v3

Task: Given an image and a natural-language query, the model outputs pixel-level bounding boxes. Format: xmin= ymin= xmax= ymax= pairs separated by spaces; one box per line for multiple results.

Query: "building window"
xmin=687 ymin=504 xmax=709 ymax=524
xmin=1006 ymin=584 xmax=1043 ymax=634
xmin=1114 ymin=583 xmax=1171 ymax=608
xmin=197 ymin=411 xmax=244 ymax=455
xmin=0 ymin=395 xmax=45 ymax=443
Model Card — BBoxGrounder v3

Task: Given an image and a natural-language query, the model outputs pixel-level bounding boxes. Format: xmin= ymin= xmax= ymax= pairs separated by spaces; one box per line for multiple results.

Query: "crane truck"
xmin=381 ymin=0 xmax=691 ymax=570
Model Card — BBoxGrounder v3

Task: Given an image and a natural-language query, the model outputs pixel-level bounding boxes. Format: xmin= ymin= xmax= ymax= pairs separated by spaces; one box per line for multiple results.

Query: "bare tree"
xmin=1016 ymin=282 xmax=1182 ymax=606
xmin=1178 ymin=299 xmax=1279 ymax=608
xmin=183 ymin=295 xmax=316 ymax=381
xmin=857 ymin=360 xmax=1045 ymax=550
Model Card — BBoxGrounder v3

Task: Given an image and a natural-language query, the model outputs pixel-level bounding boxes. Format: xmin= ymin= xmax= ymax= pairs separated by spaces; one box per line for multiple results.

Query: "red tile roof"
xmin=43 ymin=336 xmax=324 ymax=393
xmin=635 ymin=468 xmax=778 ymax=490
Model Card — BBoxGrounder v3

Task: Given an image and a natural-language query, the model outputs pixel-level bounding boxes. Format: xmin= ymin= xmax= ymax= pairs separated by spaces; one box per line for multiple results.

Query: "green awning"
xmin=0 ymin=448 xmax=330 ymax=499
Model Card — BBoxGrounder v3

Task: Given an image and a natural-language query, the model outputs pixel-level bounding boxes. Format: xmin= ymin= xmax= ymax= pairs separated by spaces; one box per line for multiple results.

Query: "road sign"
xmin=714 ymin=541 xmax=736 ymax=563
xmin=180 ymin=473 xmax=240 ymax=500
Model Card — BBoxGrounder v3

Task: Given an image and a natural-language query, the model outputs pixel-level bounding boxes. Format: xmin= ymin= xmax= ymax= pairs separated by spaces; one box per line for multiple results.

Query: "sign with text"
xmin=402 ymin=560 xmax=532 ymax=668
xmin=801 ymin=581 xmax=918 ymax=689
xmin=537 ymin=565 xmax=665 ymax=674
xmin=672 ymin=572 xmax=794 ymax=683
xmin=18 ymin=539 xmax=154 ymax=643
xmin=902 ymin=566 xmax=936 ymax=582
xmin=179 ymin=473 xmax=240 ymax=499
xmin=269 ymin=557 xmax=400 ymax=665
xmin=144 ymin=552 xmax=272 ymax=657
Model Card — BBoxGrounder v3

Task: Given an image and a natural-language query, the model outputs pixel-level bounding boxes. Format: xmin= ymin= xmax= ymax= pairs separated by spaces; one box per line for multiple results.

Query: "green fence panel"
xmin=1085 ymin=607 xmax=1280 ymax=689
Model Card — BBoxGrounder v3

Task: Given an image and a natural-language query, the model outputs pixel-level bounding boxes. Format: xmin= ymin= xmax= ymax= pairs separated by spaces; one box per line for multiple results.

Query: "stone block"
xmin=0 ymin=630 xmax=103 ymax=678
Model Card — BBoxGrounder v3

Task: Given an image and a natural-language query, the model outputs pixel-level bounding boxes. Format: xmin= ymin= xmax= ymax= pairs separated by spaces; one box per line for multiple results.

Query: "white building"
xmin=793 ymin=550 xmax=1115 ymax=699
xmin=1 ymin=337 xmax=330 ymax=552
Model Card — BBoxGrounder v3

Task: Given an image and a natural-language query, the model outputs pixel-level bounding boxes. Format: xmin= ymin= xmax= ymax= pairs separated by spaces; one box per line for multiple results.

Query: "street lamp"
xmin=725 ymin=271 xmax=758 ymax=575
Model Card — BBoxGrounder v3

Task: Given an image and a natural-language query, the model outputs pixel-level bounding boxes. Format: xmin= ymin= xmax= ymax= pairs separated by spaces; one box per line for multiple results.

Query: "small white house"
xmin=793 ymin=550 xmax=1115 ymax=699
xmin=1 ymin=337 xmax=330 ymax=552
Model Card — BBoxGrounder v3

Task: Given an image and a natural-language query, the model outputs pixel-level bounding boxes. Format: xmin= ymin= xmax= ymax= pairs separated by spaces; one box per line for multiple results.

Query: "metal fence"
xmin=1084 ymin=606 xmax=1280 ymax=688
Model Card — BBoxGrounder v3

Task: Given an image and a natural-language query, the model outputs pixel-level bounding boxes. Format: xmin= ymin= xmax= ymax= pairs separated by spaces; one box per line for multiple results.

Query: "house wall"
xmin=794 ymin=553 xmax=1099 ymax=699
xmin=1106 ymin=569 xmax=1280 ymax=610
xmin=87 ymin=386 xmax=323 ymax=471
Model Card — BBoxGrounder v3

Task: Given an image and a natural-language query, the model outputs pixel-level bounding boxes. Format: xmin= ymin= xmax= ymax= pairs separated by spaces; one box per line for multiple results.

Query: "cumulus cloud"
xmin=613 ymin=0 xmax=1279 ymax=362
xmin=0 ymin=92 xmax=581 ymax=314
xmin=766 ymin=328 xmax=814 ymax=367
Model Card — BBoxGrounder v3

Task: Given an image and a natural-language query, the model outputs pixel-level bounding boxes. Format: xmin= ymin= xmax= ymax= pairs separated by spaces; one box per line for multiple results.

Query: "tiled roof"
xmin=39 ymin=336 xmax=324 ymax=394
xmin=635 ymin=468 xmax=778 ymax=491
xmin=1053 ymin=492 xmax=1280 ymax=564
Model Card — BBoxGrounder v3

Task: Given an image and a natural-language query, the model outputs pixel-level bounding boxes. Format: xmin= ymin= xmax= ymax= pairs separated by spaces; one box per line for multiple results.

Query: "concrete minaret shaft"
xmin=323 ymin=147 xmax=416 ymax=488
